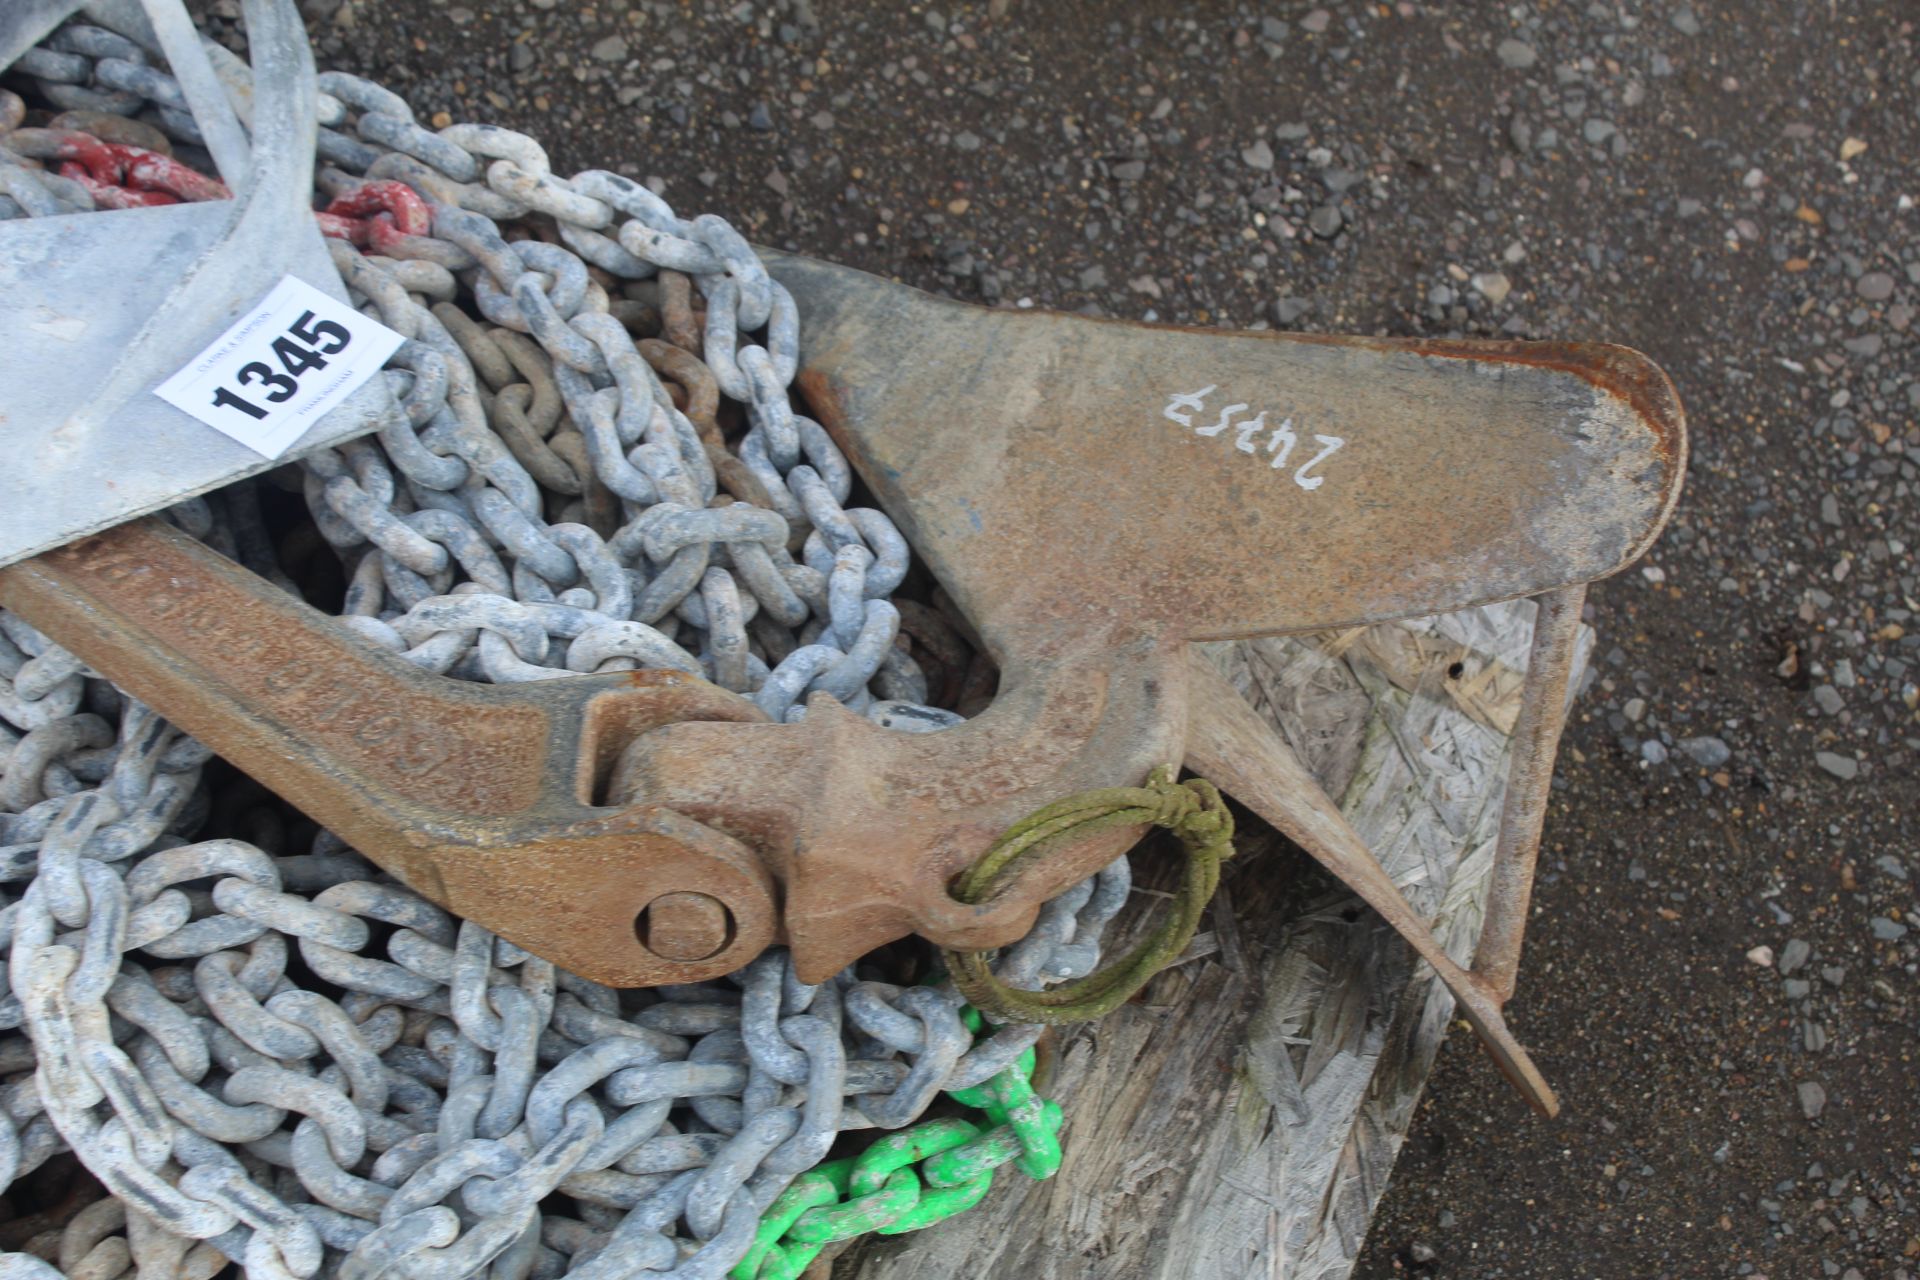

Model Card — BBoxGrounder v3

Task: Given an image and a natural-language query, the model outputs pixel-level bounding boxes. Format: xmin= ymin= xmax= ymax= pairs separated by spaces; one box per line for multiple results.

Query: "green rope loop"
xmin=941 ymin=764 xmax=1235 ymax=1026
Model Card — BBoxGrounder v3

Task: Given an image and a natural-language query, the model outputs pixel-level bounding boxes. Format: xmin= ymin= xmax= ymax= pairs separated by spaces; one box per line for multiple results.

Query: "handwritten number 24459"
xmin=209 ymin=310 xmax=352 ymax=421
xmin=1163 ymin=386 xmax=1345 ymax=491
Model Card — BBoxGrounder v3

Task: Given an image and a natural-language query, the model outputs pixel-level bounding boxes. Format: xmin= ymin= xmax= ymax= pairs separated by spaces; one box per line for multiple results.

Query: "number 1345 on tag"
xmin=154 ymin=274 xmax=404 ymax=459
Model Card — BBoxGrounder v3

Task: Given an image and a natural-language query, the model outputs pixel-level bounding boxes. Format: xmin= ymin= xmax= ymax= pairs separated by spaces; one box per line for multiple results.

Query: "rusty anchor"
xmin=0 ymin=253 xmax=1685 ymax=1117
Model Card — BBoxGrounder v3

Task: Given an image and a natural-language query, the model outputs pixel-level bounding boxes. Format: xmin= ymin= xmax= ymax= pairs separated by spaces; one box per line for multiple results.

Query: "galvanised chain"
xmin=5 ymin=31 xmax=938 ymax=721
xmin=0 ymin=21 xmax=1136 ymax=1280
xmin=733 ymin=1008 xmax=1063 ymax=1280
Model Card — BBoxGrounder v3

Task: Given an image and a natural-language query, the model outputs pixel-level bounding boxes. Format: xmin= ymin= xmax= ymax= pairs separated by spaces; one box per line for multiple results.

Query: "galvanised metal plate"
xmin=0 ymin=203 xmax=390 ymax=569
xmin=0 ymin=0 xmax=391 ymax=568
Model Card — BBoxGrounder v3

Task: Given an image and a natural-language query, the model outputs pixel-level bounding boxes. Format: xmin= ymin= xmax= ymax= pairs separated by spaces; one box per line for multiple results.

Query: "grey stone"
xmin=1814 ymin=751 xmax=1858 ymax=780
xmin=1111 ymin=159 xmax=1146 ymax=181
xmin=1242 ymin=138 xmax=1274 ymax=171
xmin=1857 ymin=272 xmax=1896 ymax=302
xmin=1873 ymin=854 xmax=1910 ymax=882
xmin=1783 ymin=978 xmax=1811 ymax=1000
xmin=1640 ymin=739 xmax=1669 ymax=765
xmin=1300 ymin=8 xmax=1331 ymax=33
xmin=1496 ymin=38 xmax=1538 ymax=69
xmin=1307 ymin=204 xmax=1343 ymax=238
xmin=1797 ymin=1080 xmax=1827 ymax=1119
xmin=590 ymin=34 xmax=628 ymax=62
xmin=1869 ymin=916 xmax=1908 ymax=941
xmin=1843 ymin=333 xmax=1883 ymax=357
xmin=1679 ymin=736 xmax=1731 ymax=767
xmin=1471 ymin=272 xmax=1513 ymax=305
xmin=1272 ymin=296 xmax=1313 ymax=325
xmin=1779 ymin=938 xmax=1812 ymax=974
xmin=1584 ymin=118 xmax=1616 ymax=144
xmin=954 ymin=130 xmax=982 ymax=151
xmin=1820 ymin=965 xmax=1846 ymax=987
xmin=1813 ymin=685 xmax=1844 ymax=715
xmin=1624 ymin=697 xmax=1646 ymax=722
xmin=1672 ymin=7 xmax=1701 ymax=34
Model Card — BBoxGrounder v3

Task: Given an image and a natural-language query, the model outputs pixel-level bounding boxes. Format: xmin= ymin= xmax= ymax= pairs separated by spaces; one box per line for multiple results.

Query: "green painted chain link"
xmin=732 ymin=1010 xmax=1063 ymax=1279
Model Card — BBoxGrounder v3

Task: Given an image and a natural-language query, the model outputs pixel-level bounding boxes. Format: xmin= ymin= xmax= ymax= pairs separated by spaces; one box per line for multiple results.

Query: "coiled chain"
xmin=0 ymin=20 xmax=1131 ymax=1280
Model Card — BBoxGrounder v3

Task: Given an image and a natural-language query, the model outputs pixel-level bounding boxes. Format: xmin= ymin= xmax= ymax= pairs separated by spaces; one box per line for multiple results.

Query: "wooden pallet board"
xmin=840 ymin=599 xmax=1592 ymax=1280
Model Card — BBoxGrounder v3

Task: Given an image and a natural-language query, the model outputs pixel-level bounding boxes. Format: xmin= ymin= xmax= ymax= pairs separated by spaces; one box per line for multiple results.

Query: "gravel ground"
xmin=259 ymin=0 xmax=1916 ymax=1274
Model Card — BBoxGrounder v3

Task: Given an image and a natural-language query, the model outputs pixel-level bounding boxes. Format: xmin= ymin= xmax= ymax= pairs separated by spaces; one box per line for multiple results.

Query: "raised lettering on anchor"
xmin=64 ymin=531 xmax=542 ymax=810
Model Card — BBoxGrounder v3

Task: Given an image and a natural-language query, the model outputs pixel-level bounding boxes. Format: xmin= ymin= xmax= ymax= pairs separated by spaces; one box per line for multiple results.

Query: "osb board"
xmin=839 ymin=599 xmax=1593 ymax=1280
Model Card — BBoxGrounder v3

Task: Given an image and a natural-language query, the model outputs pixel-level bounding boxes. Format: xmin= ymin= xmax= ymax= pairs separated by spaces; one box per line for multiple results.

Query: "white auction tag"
xmin=154 ymin=274 xmax=404 ymax=459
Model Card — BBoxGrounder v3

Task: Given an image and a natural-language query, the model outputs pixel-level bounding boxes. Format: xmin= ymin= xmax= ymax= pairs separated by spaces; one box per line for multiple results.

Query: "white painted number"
xmin=1195 ymin=402 xmax=1248 ymax=437
xmin=1265 ymin=416 xmax=1296 ymax=468
xmin=1158 ymin=387 xmax=1348 ymax=492
xmin=1161 ymin=386 xmax=1215 ymax=428
xmin=1292 ymin=435 xmax=1346 ymax=490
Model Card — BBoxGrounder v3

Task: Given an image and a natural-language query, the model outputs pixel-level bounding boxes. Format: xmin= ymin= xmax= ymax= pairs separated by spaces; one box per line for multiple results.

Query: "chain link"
xmin=0 ymin=19 xmax=1132 ymax=1279
xmin=734 ymin=1019 xmax=1062 ymax=1280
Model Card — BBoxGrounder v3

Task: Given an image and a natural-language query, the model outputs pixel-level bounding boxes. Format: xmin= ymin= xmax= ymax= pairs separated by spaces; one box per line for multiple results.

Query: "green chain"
xmin=732 ymin=1011 xmax=1062 ymax=1280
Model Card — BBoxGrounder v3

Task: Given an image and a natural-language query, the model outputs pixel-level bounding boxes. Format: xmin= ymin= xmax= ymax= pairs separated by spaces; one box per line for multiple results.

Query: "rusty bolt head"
xmin=636 ymin=891 xmax=734 ymax=962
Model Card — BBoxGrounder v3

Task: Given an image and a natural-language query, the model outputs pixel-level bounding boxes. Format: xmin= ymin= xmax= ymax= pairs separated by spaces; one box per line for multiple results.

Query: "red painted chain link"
xmin=36 ymin=130 xmax=230 ymax=207
xmin=314 ymin=180 xmax=430 ymax=253
xmin=8 ymin=128 xmax=428 ymax=251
